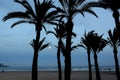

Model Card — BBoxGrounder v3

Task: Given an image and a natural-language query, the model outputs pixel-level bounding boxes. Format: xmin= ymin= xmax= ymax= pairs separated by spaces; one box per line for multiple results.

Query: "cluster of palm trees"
xmin=2 ymin=0 xmax=120 ymax=80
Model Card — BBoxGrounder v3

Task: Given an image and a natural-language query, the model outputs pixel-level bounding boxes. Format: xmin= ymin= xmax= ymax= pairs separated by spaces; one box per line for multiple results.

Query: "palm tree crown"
xmin=107 ymin=28 xmax=120 ymax=48
xmin=80 ymin=31 xmax=95 ymax=51
xmin=58 ymin=0 xmax=98 ymax=19
xmin=90 ymin=33 xmax=107 ymax=54
xmin=47 ymin=21 xmax=66 ymax=40
xmin=3 ymin=0 xmax=60 ymax=31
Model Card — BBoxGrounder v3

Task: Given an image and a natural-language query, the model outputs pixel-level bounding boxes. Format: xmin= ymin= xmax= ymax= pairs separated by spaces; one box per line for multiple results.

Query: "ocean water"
xmin=0 ymin=66 xmax=117 ymax=72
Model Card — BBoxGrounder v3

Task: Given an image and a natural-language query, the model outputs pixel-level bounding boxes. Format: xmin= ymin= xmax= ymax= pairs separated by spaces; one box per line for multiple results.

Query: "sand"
xmin=0 ymin=71 xmax=117 ymax=80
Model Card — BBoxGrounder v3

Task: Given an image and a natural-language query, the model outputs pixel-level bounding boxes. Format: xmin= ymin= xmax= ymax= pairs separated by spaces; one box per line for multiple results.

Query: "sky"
xmin=0 ymin=0 xmax=120 ymax=67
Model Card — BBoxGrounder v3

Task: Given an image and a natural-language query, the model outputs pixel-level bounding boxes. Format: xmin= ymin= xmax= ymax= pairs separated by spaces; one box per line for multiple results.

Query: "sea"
xmin=0 ymin=66 xmax=117 ymax=72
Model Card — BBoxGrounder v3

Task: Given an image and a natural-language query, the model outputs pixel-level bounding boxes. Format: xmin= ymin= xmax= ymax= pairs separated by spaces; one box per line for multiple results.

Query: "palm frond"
xmin=36 ymin=0 xmax=53 ymax=18
xmin=73 ymin=0 xmax=85 ymax=10
xmin=38 ymin=37 xmax=46 ymax=49
xmin=117 ymin=42 xmax=120 ymax=48
xmin=44 ymin=10 xmax=61 ymax=21
xmin=34 ymin=0 xmax=40 ymax=16
xmin=78 ymin=44 xmax=87 ymax=50
xmin=71 ymin=1 xmax=98 ymax=18
xmin=98 ymin=38 xmax=108 ymax=52
xmin=80 ymin=8 xmax=98 ymax=18
xmin=72 ymin=32 xmax=76 ymax=37
xmin=39 ymin=43 xmax=50 ymax=51
xmin=42 ymin=25 xmax=47 ymax=34
xmin=3 ymin=12 xmax=31 ymax=21
xmin=11 ymin=20 xmax=35 ymax=28
xmin=45 ymin=20 xmax=58 ymax=26
xmin=107 ymin=28 xmax=120 ymax=49
xmin=47 ymin=31 xmax=58 ymax=38
xmin=30 ymin=39 xmax=36 ymax=49
xmin=59 ymin=0 xmax=69 ymax=16
xmin=15 ymin=0 xmax=36 ymax=18
xmin=71 ymin=44 xmax=79 ymax=51
xmin=87 ymin=1 xmax=108 ymax=9
xmin=101 ymin=0 xmax=120 ymax=10
xmin=108 ymin=30 xmax=113 ymax=41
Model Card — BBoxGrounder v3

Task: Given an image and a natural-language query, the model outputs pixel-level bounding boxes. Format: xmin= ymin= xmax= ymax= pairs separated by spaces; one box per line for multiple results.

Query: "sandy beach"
xmin=0 ymin=71 xmax=117 ymax=80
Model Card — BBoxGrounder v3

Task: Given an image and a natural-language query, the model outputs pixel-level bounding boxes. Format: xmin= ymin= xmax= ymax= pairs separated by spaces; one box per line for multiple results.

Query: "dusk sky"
xmin=0 ymin=0 xmax=120 ymax=67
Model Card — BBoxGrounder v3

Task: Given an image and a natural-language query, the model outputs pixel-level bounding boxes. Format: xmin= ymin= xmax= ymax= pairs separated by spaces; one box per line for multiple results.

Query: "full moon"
xmin=48 ymin=46 xmax=51 ymax=49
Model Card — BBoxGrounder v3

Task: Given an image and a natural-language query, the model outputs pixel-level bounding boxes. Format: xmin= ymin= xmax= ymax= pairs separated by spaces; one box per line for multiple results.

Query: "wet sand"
xmin=0 ymin=71 xmax=117 ymax=80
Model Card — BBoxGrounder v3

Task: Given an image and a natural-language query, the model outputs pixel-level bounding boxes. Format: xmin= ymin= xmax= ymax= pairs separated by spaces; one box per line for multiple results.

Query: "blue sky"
xmin=0 ymin=0 xmax=120 ymax=67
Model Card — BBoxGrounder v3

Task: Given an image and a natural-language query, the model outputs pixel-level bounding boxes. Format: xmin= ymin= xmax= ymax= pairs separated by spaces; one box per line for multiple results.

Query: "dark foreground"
xmin=0 ymin=71 xmax=117 ymax=80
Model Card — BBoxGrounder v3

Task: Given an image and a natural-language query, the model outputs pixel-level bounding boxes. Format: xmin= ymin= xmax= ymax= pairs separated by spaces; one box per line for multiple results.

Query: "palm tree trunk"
xmin=87 ymin=50 xmax=92 ymax=80
xmin=32 ymin=50 xmax=38 ymax=80
xmin=32 ymin=26 xmax=41 ymax=80
xmin=113 ymin=10 xmax=120 ymax=40
xmin=57 ymin=40 xmax=62 ymax=80
xmin=94 ymin=52 xmax=101 ymax=80
xmin=113 ymin=48 xmax=120 ymax=80
xmin=113 ymin=10 xmax=120 ymax=80
xmin=64 ymin=18 xmax=73 ymax=80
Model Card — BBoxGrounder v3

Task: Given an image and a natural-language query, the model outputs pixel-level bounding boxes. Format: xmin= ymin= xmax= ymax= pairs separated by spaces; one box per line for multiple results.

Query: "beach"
xmin=0 ymin=71 xmax=117 ymax=80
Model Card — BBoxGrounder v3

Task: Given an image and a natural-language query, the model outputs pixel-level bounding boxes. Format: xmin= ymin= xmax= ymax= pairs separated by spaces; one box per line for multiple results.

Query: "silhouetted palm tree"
xmin=89 ymin=0 xmax=120 ymax=40
xmin=3 ymin=0 xmax=60 ymax=80
xmin=80 ymin=31 xmax=96 ymax=80
xmin=90 ymin=32 xmax=107 ymax=80
xmin=101 ymin=0 xmax=120 ymax=32
xmin=58 ymin=0 xmax=98 ymax=79
xmin=47 ymin=21 xmax=66 ymax=80
xmin=107 ymin=28 xmax=120 ymax=80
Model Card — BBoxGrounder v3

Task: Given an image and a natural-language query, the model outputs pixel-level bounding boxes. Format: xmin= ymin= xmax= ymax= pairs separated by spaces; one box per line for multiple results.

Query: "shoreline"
xmin=0 ymin=71 xmax=117 ymax=80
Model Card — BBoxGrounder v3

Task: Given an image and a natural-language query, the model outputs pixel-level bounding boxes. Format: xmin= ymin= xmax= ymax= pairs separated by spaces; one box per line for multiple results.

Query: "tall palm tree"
xmin=79 ymin=31 xmax=96 ymax=80
xmin=47 ymin=21 xmax=66 ymax=80
xmin=3 ymin=0 xmax=60 ymax=80
xmin=57 ymin=0 xmax=98 ymax=79
xmin=107 ymin=28 xmax=120 ymax=80
xmin=90 ymin=32 xmax=107 ymax=80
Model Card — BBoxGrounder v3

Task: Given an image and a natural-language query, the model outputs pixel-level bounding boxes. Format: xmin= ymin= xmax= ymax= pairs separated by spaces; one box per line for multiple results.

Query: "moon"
xmin=48 ymin=46 xmax=51 ymax=49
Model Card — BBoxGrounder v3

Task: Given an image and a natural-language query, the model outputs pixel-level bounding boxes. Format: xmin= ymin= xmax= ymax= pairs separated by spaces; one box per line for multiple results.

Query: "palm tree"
xmin=47 ymin=21 xmax=66 ymax=80
xmin=89 ymin=0 xmax=120 ymax=40
xmin=79 ymin=31 xmax=96 ymax=80
xmin=3 ymin=0 xmax=60 ymax=80
xmin=107 ymin=28 xmax=120 ymax=80
xmin=90 ymin=32 xmax=107 ymax=80
xmin=101 ymin=0 xmax=120 ymax=33
xmin=57 ymin=0 xmax=98 ymax=79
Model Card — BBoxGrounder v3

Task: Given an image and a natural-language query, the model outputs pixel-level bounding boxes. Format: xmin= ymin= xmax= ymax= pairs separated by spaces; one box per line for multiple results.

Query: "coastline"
xmin=0 ymin=71 xmax=117 ymax=80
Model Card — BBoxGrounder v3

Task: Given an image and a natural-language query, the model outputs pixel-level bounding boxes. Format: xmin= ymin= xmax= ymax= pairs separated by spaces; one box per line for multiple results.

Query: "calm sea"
xmin=0 ymin=66 xmax=117 ymax=72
